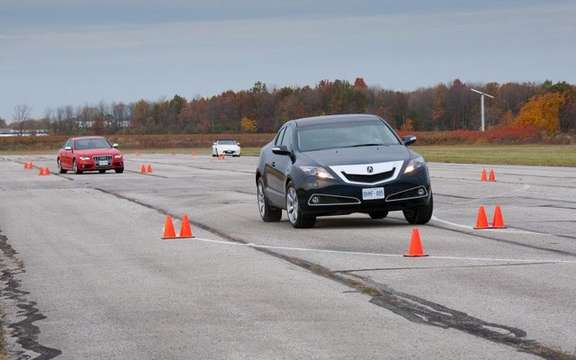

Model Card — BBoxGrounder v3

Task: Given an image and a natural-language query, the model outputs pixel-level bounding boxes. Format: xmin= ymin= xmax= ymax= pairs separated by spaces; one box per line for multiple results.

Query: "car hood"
xmin=215 ymin=144 xmax=240 ymax=150
xmin=74 ymin=148 xmax=120 ymax=156
xmin=299 ymin=145 xmax=413 ymax=167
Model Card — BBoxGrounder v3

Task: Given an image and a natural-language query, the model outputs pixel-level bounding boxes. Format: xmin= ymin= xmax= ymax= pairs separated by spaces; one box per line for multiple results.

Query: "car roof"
xmin=71 ymin=136 xmax=106 ymax=141
xmin=290 ymin=114 xmax=383 ymax=128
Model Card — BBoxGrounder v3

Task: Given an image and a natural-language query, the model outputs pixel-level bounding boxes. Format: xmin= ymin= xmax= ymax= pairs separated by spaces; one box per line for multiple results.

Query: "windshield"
xmin=297 ymin=120 xmax=401 ymax=152
xmin=74 ymin=138 xmax=111 ymax=150
xmin=217 ymin=140 xmax=237 ymax=145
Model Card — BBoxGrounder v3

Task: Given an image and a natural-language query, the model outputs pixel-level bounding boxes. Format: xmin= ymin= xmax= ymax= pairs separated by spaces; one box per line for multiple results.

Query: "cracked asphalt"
xmin=0 ymin=153 xmax=575 ymax=359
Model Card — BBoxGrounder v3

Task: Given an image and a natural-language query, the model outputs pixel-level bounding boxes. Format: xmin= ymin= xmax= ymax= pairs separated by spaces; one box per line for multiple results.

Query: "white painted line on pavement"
xmin=187 ymin=237 xmax=576 ymax=265
xmin=431 ymin=216 xmax=539 ymax=235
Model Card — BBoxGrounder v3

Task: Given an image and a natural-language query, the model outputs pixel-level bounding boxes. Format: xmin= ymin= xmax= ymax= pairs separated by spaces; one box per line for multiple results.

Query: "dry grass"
xmin=412 ymin=144 xmax=576 ymax=167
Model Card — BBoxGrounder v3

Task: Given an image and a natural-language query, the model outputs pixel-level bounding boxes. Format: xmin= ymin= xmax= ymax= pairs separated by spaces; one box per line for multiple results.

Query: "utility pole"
xmin=470 ymin=88 xmax=495 ymax=132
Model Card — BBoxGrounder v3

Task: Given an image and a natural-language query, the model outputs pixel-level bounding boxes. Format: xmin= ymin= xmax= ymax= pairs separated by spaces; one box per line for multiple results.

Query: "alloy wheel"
xmin=257 ymin=182 xmax=266 ymax=217
xmin=287 ymin=187 xmax=298 ymax=224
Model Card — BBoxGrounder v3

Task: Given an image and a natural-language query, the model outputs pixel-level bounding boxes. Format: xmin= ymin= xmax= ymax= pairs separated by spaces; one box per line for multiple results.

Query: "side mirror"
xmin=64 ymin=146 xmax=72 ymax=151
xmin=112 ymin=143 xmax=119 ymax=148
xmin=237 ymin=142 xmax=241 ymax=146
xmin=272 ymin=145 xmax=291 ymax=156
xmin=402 ymin=136 xmax=417 ymax=146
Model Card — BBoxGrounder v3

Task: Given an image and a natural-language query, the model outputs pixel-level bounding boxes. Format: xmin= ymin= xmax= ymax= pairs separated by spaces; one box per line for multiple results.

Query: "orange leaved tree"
xmin=515 ymin=92 xmax=566 ymax=134
xmin=240 ymin=116 xmax=257 ymax=133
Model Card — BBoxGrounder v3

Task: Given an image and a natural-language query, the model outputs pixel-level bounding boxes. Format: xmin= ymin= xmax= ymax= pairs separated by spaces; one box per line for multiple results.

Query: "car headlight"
xmin=404 ymin=156 xmax=426 ymax=174
xmin=79 ymin=156 xmax=91 ymax=161
xmin=299 ymin=166 xmax=334 ymax=179
xmin=114 ymin=154 xmax=122 ymax=159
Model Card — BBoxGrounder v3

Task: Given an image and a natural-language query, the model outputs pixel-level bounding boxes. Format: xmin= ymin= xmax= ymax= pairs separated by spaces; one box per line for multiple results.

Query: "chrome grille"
xmin=342 ymin=168 xmax=396 ymax=184
xmin=93 ymin=155 xmax=112 ymax=162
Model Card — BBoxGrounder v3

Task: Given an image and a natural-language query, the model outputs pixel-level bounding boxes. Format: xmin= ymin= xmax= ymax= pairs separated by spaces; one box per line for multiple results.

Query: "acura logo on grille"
xmin=367 ymin=166 xmax=374 ymax=173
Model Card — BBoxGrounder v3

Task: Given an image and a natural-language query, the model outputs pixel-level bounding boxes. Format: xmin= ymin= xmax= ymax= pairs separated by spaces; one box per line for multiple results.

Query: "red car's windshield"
xmin=74 ymin=138 xmax=111 ymax=150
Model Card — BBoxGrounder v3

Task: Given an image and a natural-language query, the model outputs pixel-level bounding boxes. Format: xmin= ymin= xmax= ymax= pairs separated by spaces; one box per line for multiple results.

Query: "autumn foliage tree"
xmin=240 ymin=116 xmax=257 ymax=132
xmin=36 ymin=79 xmax=574 ymax=136
xmin=515 ymin=92 xmax=566 ymax=134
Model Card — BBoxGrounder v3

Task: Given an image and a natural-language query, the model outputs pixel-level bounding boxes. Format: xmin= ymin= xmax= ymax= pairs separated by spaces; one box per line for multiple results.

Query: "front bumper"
xmin=297 ymin=167 xmax=431 ymax=216
xmin=78 ymin=160 xmax=124 ymax=171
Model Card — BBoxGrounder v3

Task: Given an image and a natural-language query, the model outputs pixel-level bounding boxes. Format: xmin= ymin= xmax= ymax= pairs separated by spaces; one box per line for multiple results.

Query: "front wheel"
xmin=257 ymin=179 xmax=282 ymax=222
xmin=286 ymin=183 xmax=316 ymax=228
xmin=115 ymin=168 xmax=124 ymax=174
xmin=72 ymin=159 xmax=82 ymax=174
xmin=403 ymin=195 xmax=433 ymax=225
xmin=99 ymin=169 xmax=106 ymax=174
xmin=57 ymin=159 xmax=67 ymax=174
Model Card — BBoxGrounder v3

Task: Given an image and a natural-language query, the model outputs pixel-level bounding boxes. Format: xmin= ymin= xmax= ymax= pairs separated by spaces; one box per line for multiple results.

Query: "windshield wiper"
xmin=347 ymin=143 xmax=386 ymax=148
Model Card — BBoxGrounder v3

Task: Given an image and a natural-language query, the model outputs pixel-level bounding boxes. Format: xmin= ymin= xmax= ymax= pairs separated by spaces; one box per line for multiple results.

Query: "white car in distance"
xmin=212 ymin=139 xmax=241 ymax=157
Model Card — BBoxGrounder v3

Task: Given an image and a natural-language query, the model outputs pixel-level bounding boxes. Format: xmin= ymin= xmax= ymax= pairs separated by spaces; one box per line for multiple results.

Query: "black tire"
xmin=286 ymin=182 xmax=316 ymax=228
xmin=257 ymin=178 xmax=282 ymax=222
xmin=403 ymin=195 xmax=433 ymax=225
xmin=369 ymin=211 xmax=388 ymax=219
xmin=57 ymin=159 xmax=67 ymax=174
xmin=72 ymin=159 xmax=82 ymax=174
xmin=99 ymin=169 xmax=106 ymax=174
xmin=115 ymin=168 xmax=124 ymax=174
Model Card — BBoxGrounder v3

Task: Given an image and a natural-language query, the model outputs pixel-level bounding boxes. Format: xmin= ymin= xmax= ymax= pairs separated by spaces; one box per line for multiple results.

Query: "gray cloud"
xmin=0 ymin=2 xmax=575 ymax=118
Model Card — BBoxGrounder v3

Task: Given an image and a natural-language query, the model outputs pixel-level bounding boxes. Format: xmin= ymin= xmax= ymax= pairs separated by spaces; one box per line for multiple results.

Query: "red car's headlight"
xmin=79 ymin=156 xmax=91 ymax=161
xmin=114 ymin=154 xmax=122 ymax=159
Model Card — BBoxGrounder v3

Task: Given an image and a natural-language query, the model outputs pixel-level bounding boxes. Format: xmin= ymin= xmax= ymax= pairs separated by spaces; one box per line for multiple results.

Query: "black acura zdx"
xmin=255 ymin=114 xmax=433 ymax=228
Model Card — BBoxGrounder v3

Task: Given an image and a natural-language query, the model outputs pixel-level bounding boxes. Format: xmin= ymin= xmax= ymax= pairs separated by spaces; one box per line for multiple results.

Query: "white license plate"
xmin=362 ymin=187 xmax=385 ymax=201
xmin=98 ymin=160 xmax=109 ymax=166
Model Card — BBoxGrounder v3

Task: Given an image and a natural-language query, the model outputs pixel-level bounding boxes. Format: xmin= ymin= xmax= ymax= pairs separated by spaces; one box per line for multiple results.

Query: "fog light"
xmin=311 ymin=196 xmax=319 ymax=204
xmin=418 ymin=188 xmax=425 ymax=195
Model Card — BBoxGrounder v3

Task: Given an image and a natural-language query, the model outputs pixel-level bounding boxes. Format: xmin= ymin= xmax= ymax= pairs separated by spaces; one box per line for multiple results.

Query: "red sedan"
xmin=57 ymin=136 xmax=124 ymax=174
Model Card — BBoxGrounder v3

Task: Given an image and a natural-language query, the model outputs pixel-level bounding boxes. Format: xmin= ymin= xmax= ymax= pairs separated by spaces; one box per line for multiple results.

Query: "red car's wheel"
xmin=72 ymin=159 xmax=83 ymax=174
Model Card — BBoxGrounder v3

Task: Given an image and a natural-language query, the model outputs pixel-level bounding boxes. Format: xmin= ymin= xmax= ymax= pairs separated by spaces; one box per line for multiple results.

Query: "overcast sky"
xmin=1 ymin=0 xmax=575 ymax=120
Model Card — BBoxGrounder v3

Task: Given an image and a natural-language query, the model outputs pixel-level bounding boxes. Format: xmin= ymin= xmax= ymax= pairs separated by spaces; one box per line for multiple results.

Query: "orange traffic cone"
xmin=404 ymin=228 xmax=428 ymax=257
xmin=140 ymin=164 xmax=147 ymax=174
xmin=38 ymin=167 xmax=49 ymax=176
xmin=162 ymin=215 xmax=176 ymax=239
xmin=146 ymin=164 xmax=152 ymax=173
xmin=489 ymin=169 xmax=496 ymax=182
xmin=474 ymin=206 xmax=489 ymax=229
xmin=24 ymin=162 xmax=30 ymax=169
xmin=191 ymin=149 xmax=197 ymax=157
xmin=491 ymin=206 xmax=506 ymax=229
xmin=481 ymin=168 xmax=487 ymax=182
xmin=179 ymin=214 xmax=194 ymax=238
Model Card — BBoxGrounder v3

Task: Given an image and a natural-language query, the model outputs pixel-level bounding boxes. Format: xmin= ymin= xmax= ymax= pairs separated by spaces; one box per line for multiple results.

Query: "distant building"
xmin=0 ymin=128 xmax=49 ymax=137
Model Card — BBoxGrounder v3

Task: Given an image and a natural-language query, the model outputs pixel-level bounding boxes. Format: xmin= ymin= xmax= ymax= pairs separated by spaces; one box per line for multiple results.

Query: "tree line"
xmin=6 ymin=78 xmax=576 ymax=135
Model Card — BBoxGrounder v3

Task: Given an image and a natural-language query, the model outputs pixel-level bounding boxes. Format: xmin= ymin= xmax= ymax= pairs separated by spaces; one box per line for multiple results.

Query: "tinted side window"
xmin=274 ymin=127 xmax=286 ymax=146
xmin=281 ymin=125 xmax=293 ymax=149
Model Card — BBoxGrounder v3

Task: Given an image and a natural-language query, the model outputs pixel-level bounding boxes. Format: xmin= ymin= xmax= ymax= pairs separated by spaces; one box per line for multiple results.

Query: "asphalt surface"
xmin=0 ymin=153 xmax=575 ymax=359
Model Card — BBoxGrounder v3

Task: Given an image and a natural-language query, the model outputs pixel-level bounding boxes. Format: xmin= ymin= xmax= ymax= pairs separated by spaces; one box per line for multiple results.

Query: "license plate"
xmin=98 ymin=160 xmax=109 ymax=166
xmin=362 ymin=187 xmax=385 ymax=201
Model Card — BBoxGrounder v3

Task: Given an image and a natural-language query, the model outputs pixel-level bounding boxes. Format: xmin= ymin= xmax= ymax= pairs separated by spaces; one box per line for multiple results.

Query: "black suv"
xmin=255 ymin=114 xmax=433 ymax=228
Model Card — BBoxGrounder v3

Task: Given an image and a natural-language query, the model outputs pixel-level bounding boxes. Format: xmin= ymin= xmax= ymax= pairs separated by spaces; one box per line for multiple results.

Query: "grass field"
xmin=411 ymin=145 xmax=576 ymax=167
xmin=2 ymin=145 xmax=575 ymax=167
